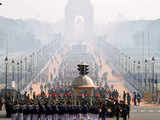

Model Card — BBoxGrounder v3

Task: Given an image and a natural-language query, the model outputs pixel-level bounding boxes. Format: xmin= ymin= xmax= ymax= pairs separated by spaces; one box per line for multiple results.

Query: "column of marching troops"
xmin=3 ymin=87 xmax=131 ymax=120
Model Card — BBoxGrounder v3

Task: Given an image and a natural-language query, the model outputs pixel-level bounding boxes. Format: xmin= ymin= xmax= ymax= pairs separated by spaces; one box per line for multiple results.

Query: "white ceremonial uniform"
xmin=53 ymin=114 xmax=58 ymax=120
xmin=40 ymin=114 xmax=46 ymax=120
xmin=32 ymin=114 xmax=39 ymax=120
xmin=11 ymin=113 xmax=18 ymax=120
xmin=23 ymin=114 xmax=31 ymax=120
xmin=46 ymin=115 xmax=52 ymax=120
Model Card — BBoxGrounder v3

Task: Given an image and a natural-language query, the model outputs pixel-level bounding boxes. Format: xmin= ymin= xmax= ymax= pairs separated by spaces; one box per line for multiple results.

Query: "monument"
xmin=64 ymin=0 xmax=94 ymax=45
xmin=72 ymin=63 xmax=98 ymax=105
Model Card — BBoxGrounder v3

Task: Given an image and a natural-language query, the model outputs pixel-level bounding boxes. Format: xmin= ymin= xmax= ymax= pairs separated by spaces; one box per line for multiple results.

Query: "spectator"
xmin=126 ymin=105 xmax=130 ymax=119
xmin=115 ymin=101 xmax=120 ymax=120
xmin=123 ymin=91 xmax=126 ymax=104
xmin=122 ymin=104 xmax=127 ymax=120
xmin=133 ymin=91 xmax=137 ymax=106
xmin=127 ymin=93 xmax=131 ymax=105
xmin=0 ymin=97 xmax=2 ymax=110
xmin=101 ymin=104 xmax=107 ymax=120
xmin=137 ymin=93 xmax=141 ymax=106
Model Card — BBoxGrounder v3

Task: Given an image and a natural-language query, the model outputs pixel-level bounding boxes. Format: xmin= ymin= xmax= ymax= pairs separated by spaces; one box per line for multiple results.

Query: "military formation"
xmin=2 ymin=86 xmax=131 ymax=120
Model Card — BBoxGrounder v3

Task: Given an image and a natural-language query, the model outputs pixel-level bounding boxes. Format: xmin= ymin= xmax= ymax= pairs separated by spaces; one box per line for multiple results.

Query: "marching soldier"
xmin=115 ymin=101 xmax=120 ymax=120
xmin=122 ymin=104 xmax=128 ymax=120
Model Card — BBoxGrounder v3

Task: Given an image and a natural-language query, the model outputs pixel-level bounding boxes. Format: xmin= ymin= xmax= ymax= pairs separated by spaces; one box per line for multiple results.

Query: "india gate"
xmin=64 ymin=0 xmax=94 ymax=45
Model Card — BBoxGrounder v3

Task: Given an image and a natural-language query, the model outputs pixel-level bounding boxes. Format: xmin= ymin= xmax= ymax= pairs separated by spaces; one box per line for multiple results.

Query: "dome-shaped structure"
xmin=72 ymin=64 xmax=99 ymax=105
xmin=72 ymin=75 xmax=97 ymax=88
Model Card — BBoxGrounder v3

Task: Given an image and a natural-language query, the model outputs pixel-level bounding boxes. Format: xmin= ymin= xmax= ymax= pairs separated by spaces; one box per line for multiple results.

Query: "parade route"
xmin=0 ymin=109 xmax=160 ymax=120
xmin=0 ymin=111 xmax=9 ymax=120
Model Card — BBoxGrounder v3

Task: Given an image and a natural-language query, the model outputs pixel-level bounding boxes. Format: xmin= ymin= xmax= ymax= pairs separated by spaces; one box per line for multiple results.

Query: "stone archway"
xmin=64 ymin=0 xmax=94 ymax=45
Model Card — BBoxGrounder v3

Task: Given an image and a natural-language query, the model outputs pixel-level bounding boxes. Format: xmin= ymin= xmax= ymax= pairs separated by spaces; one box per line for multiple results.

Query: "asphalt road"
xmin=108 ymin=112 xmax=160 ymax=120
xmin=0 ymin=106 xmax=160 ymax=120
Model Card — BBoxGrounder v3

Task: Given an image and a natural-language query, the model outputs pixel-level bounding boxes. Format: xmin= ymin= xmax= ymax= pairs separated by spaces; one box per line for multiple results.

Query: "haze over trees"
xmin=0 ymin=16 xmax=54 ymax=53
xmin=0 ymin=16 xmax=160 ymax=54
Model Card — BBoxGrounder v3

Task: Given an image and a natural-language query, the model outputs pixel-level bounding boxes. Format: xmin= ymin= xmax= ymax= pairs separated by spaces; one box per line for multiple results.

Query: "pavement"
xmin=0 ymin=111 xmax=9 ymax=120
xmin=0 ymin=109 xmax=160 ymax=120
xmin=0 ymin=104 xmax=160 ymax=120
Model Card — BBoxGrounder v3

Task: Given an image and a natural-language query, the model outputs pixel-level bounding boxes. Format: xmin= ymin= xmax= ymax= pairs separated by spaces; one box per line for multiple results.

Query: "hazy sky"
xmin=0 ymin=0 xmax=159 ymax=23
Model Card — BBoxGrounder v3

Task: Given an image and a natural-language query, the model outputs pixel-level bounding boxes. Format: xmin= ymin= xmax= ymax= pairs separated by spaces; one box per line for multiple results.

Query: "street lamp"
xmin=144 ymin=59 xmax=147 ymax=90
xmin=128 ymin=56 xmax=131 ymax=73
xmin=29 ymin=55 xmax=33 ymax=82
xmin=155 ymin=73 xmax=158 ymax=101
xmin=121 ymin=53 xmax=124 ymax=71
xmin=125 ymin=55 xmax=128 ymax=73
xmin=17 ymin=62 xmax=20 ymax=95
xmin=137 ymin=61 xmax=141 ymax=91
xmin=32 ymin=52 xmax=35 ymax=79
xmin=20 ymin=60 xmax=23 ymax=90
xmin=151 ymin=56 xmax=155 ymax=102
xmin=11 ymin=60 xmax=15 ymax=82
xmin=4 ymin=56 xmax=8 ymax=103
xmin=133 ymin=60 xmax=136 ymax=77
xmin=11 ymin=59 xmax=15 ymax=101
xmin=24 ymin=57 xmax=27 ymax=84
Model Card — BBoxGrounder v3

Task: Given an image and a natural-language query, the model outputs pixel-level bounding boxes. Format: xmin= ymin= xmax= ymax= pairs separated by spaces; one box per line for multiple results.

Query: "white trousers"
xmin=11 ymin=113 xmax=18 ymax=120
xmin=23 ymin=114 xmax=31 ymax=120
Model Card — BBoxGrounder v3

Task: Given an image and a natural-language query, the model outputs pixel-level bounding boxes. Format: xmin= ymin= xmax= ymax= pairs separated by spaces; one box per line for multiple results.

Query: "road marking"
xmin=141 ymin=110 xmax=146 ymax=112
xmin=148 ymin=110 xmax=154 ymax=112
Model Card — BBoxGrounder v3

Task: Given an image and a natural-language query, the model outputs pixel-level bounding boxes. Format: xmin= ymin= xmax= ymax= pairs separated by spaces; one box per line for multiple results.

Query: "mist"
xmin=0 ymin=0 xmax=160 ymax=56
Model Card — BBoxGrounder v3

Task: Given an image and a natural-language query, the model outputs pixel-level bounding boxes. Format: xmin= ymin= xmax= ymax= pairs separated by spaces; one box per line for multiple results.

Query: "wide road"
xmin=108 ymin=112 xmax=160 ymax=120
xmin=1 ymin=107 xmax=160 ymax=120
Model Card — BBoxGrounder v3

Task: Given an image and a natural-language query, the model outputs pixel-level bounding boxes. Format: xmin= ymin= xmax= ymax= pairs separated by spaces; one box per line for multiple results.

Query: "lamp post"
xmin=11 ymin=60 xmax=15 ymax=101
xmin=155 ymin=73 xmax=158 ymax=102
xmin=148 ymin=77 xmax=151 ymax=93
xmin=17 ymin=62 xmax=20 ymax=94
xmin=128 ymin=56 xmax=131 ymax=73
xmin=125 ymin=55 xmax=128 ymax=73
xmin=119 ymin=53 xmax=121 ymax=69
xmin=137 ymin=61 xmax=141 ymax=92
xmin=28 ymin=55 xmax=32 ymax=83
xmin=32 ymin=52 xmax=35 ymax=79
xmin=144 ymin=59 xmax=147 ymax=91
xmin=11 ymin=60 xmax=15 ymax=83
xmin=121 ymin=53 xmax=124 ymax=71
xmin=4 ymin=56 xmax=8 ymax=103
xmin=151 ymin=56 xmax=155 ymax=102
xmin=133 ymin=61 xmax=136 ymax=78
xmin=24 ymin=57 xmax=27 ymax=84
xmin=20 ymin=60 xmax=23 ymax=90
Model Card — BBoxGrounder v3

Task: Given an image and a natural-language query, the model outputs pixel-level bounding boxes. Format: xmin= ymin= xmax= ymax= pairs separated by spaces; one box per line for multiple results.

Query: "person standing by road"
xmin=122 ymin=104 xmax=127 ymax=120
xmin=127 ymin=93 xmax=131 ymax=106
xmin=123 ymin=91 xmax=126 ymax=104
xmin=115 ymin=101 xmax=120 ymax=120
xmin=0 ymin=97 xmax=2 ymax=110
xmin=101 ymin=104 xmax=107 ymax=120
xmin=133 ymin=91 xmax=137 ymax=106
xmin=137 ymin=93 xmax=141 ymax=106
